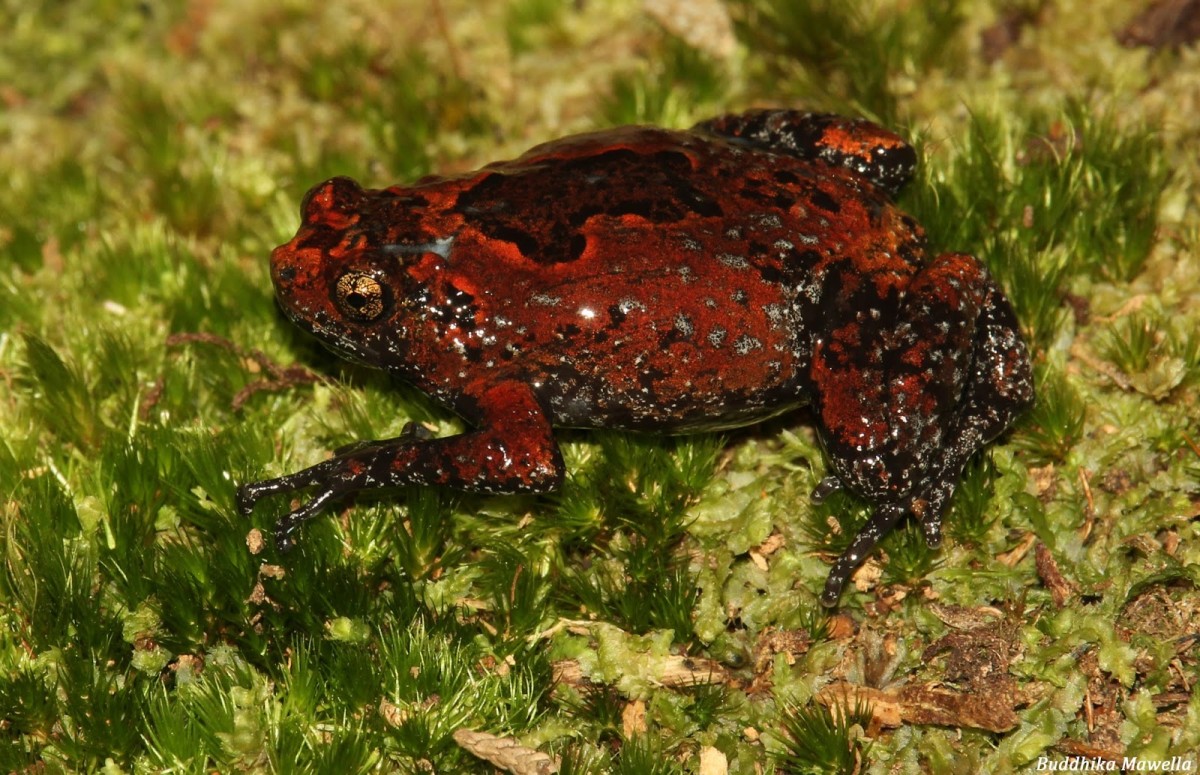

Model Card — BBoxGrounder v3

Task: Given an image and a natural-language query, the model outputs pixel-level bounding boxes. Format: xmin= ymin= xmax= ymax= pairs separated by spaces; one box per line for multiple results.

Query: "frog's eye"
xmin=334 ymin=271 xmax=391 ymax=322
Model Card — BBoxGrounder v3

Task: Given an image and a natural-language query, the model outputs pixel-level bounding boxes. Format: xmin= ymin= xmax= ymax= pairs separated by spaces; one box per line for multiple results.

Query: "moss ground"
xmin=2 ymin=0 xmax=1200 ymax=772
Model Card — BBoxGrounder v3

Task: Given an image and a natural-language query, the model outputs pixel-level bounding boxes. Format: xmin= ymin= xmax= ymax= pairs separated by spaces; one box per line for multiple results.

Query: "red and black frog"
xmin=238 ymin=109 xmax=1034 ymax=608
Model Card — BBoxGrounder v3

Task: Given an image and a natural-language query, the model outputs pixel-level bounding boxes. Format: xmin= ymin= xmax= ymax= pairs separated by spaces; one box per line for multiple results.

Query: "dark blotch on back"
xmin=810 ymin=188 xmax=841 ymax=214
xmin=490 ymin=224 xmax=541 ymax=258
xmin=454 ymin=147 xmax=723 ymax=264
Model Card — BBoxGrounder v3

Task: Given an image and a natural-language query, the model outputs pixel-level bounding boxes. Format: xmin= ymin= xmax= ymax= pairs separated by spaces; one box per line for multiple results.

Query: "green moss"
xmin=3 ymin=0 xmax=1199 ymax=770
xmin=775 ymin=699 xmax=872 ymax=775
xmin=602 ymin=38 xmax=730 ymax=127
xmin=1014 ymin=360 xmax=1088 ymax=466
xmin=728 ymin=0 xmax=967 ymax=121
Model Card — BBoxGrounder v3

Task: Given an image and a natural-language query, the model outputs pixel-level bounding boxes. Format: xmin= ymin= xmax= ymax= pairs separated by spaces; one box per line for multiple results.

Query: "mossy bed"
xmin=2 ymin=1 xmax=1199 ymax=772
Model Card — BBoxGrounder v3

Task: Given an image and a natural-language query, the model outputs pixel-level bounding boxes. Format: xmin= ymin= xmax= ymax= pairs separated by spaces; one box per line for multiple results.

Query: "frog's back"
xmin=398 ymin=125 xmax=923 ymax=431
xmin=444 ymin=124 xmax=926 ymax=289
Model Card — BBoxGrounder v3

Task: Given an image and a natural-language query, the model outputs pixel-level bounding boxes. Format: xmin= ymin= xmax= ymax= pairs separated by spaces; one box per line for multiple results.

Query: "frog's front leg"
xmin=237 ymin=382 xmax=564 ymax=552
xmin=814 ymin=253 xmax=1033 ymax=607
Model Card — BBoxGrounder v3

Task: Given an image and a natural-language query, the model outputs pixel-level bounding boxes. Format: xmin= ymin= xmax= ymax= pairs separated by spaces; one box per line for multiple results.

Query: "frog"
xmin=237 ymin=109 xmax=1034 ymax=608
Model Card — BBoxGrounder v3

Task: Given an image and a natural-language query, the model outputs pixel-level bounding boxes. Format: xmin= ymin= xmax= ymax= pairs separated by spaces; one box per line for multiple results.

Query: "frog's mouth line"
xmin=276 ymin=298 xmax=391 ymax=369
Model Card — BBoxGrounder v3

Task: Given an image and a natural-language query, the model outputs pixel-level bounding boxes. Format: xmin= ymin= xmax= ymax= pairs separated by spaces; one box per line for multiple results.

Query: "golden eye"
xmin=334 ymin=272 xmax=388 ymax=321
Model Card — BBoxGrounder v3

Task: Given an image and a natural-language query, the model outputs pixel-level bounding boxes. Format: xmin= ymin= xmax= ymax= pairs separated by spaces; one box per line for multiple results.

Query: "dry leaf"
xmin=818 ymin=680 xmax=1019 ymax=733
xmin=622 ymin=699 xmax=647 ymax=737
xmin=698 ymin=745 xmax=729 ymax=775
xmin=643 ymin=0 xmax=736 ymax=59
xmin=1035 ymin=542 xmax=1075 ymax=607
xmin=452 ymin=728 xmax=558 ymax=775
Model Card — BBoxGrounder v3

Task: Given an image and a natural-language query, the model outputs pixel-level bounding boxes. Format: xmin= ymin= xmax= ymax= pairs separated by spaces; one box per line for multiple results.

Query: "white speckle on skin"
xmin=799 ymin=280 xmax=821 ymax=304
xmin=733 ymin=335 xmax=762 ymax=355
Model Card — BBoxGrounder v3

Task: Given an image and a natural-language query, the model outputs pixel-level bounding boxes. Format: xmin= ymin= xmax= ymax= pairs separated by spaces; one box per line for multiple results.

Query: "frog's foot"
xmin=819 ymin=503 xmax=906 ymax=607
xmin=236 ymin=459 xmax=348 ymax=551
xmin=819 ymin=431 xmax=1006 ymax=607
xmin=237 ymin=382 xmax=563 ymax=552
xmin=236 ymin=467 xmax=323 ymax=522
xmin=816 ymin=475 xmax=959 ymax=607
xmin=272 ymin=485 xmax=342 ymax=553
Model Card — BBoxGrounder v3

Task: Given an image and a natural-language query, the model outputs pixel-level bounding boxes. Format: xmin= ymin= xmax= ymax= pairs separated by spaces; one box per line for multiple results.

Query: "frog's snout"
xmin=269 ymin=242 xmax=300 ymax=291
xmin=274 ymin=264 xmax=297 ymax=284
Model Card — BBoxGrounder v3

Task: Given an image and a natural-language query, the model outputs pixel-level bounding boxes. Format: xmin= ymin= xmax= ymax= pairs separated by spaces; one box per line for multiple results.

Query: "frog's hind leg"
xmin=812 ymin=252 xmax=1032 ymax=605
xmin=909 ymin=268 xmax=1034 ymax=550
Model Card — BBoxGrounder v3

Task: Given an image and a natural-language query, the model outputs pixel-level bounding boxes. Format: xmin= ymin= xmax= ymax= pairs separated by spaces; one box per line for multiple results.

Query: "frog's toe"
xmin=810 ymin=475 xmax=844 ymax=503
xmin=238 ymin=473 xmax=311 ymax=516
xmin=275 ymin=531 xmax=296 ymax=554
xmin=923 ymin=518 xmax=943 ymax=549
xmin=819 ymin=502 xmax=906 ymax=607
xmin=236 ymin=482 xmax=267 ymax=516
xmin=273 ymin=487 xmax=340 ymax=553
xmin=913 ymin=477 xmax=957 ymax=548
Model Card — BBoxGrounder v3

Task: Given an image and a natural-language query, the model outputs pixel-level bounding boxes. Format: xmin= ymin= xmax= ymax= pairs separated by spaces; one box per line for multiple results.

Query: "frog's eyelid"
xmin=383 ymin=235 xmax=456 ymax=259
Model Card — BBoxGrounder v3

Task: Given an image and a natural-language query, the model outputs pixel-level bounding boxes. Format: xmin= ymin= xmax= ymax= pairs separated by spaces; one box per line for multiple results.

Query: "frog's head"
xmin=270 ymin=176 xmax=426 ymax=367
